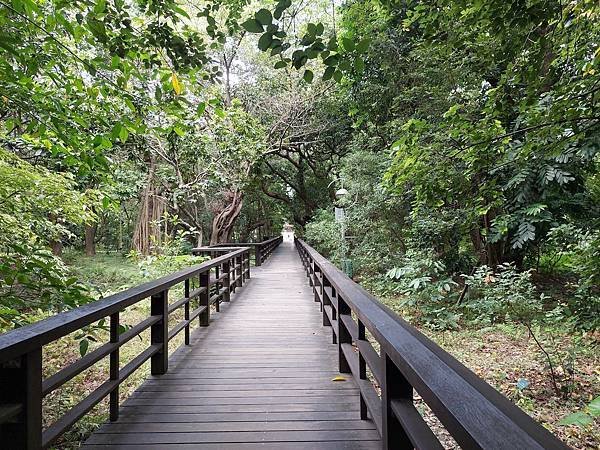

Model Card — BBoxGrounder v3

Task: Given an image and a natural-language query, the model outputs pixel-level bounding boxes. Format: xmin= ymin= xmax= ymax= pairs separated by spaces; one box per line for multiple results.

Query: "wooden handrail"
xmin=295 ymin=238 xmax=570 ymax=450
xmin=193 ymin=235 xmax=283 ymax=266
xmin=0 ymin=247 xmax=251 ymax=449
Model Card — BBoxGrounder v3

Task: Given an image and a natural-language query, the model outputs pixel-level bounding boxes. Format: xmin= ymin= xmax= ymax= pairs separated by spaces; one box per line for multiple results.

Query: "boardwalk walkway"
xmin=84 ymin=242 xmax=380 ymax=449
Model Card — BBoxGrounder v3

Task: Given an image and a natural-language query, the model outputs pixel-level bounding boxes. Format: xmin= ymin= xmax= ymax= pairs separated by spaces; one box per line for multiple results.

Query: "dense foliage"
xmin=0 ymin=0 xmax=598 ymax=446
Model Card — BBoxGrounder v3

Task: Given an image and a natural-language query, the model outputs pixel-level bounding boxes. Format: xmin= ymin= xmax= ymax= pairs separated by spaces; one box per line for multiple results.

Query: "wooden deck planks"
xmin=84 ymin=242 xmax=380 ymax=449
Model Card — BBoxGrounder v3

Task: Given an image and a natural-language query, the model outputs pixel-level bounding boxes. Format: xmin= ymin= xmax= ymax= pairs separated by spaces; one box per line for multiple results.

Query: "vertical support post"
xmin=245 ymin=251 xmax=251 ymax=279
xmin=151 ymin=289 xmax=168 ymax=375
xmin=382 ymin=353 xmax=413 ymax=450
xmin=199 ymin=270 xmax=210 ymax=326
xmin=331 ymin=286 xmax=338 ymax=344
xmin=109 ymin=312 xmax=120 ymax=421
xmin=184 ymin=279 xmax=190 ymax=345
xmin=223 ymin=260 xmax=231 ymax=302
xmin=0 ymin=349 xmax=42 ymax=449
xmin=214 ymin=267 xmax=220 ymax=313
xmin=322 ymin=276 xmax=332 ymax=327
xmin=358 ymin=320 xmax=368 ymax=420
xmin=255 ymin=245 xmax=262 ymax=266
xmin=337 ymin=296 xmax=351 ymax=374
xmin=314 ymin=265 xmax=322 ymax=305
xmin=229 ymin=258 xmax=236 ymax=294
xmin=308 ymin=260 xmax=314 ymax=286
xmin=235 ymin=255 xmax=243 ymax=288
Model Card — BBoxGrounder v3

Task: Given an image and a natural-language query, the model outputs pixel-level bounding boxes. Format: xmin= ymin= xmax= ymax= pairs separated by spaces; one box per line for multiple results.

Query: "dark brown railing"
xmin=0 ymin=247 xmax=251 ymax=449
xmin=295 ymin=238 xmax=570 ymax=450
xmin=194 ymin=236 xmax=283 ymax=266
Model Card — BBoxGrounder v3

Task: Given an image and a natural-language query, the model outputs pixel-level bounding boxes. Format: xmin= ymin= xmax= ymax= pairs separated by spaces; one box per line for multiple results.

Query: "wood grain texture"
xmin=84 ymin=242 xmax=379 ymax=449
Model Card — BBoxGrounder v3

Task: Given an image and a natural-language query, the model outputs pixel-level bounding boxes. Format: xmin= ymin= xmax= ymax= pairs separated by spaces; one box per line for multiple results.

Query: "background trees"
xmin=0 ymin=0 xmax=599 ymax=445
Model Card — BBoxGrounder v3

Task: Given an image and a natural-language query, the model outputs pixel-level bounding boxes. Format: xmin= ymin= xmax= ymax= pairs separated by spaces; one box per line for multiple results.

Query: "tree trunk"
xmin=85 ymin=223 xmax=97 ymax=256
xmin=210 ymin=190 xmax=244 ymax=245
xmin=50 ymin=240 xmax=63 ymax=256
xmin=133 ymin=155 xmax=166 ymax=255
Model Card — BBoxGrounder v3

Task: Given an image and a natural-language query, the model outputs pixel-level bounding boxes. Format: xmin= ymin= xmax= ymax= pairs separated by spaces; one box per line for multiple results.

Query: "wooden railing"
xmin=295 ymin=238 xmax=570 ymax=450
xmin=0 ymin=247 xmax=251 ymax=449
xmin=194 ymin=236 xmax=283 ymax=266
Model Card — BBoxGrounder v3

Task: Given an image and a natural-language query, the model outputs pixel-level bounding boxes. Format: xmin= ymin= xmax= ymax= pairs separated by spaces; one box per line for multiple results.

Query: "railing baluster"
xmin=214 ymin=266 xmax=220 ymax=313
xmin=331 ymin=285 xmax=338 ymax=344
xmin=199 ymin=270 xmax=210 ymax=326
xmin=382 ymin=353 xmax=413 ymax=450
xmin=245 ymin=251 xmax=251 ymax=279
xmin=314 ymin=265 xmax=322 ymax=307
xmin=255 ymin=245 xmax=262 ymax=266
xmin=0 ymin=349 xmax=42 ymax=449
xmin=223 ymin=260 xmax=231 ymax=302
xmin=184 ymin=279 xmax=190 ymax=345
xmin=236 ymin=255 xmax=243 ymax=288
xmin=150 ymin=289 xmax=168 ymax=375
xmin=337 ymin=296 xmax=352 ymax=374
xmin=358 ymin=319 xmax=368 ymax=420
xmin=322 ymin=276 xmax=332 ymax=327
xmin=109 ymin=312 xmax=120 ymax=421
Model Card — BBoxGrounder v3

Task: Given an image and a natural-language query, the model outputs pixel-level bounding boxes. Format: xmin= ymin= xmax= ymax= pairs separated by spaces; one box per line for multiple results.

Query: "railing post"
xmin=255 ymin=245 xmax=262 ymax=266
xmin=382 ymin=353 xmax=413 ymax=450
xmin=314 ymin=265 xmax=322 ymax=306
xmin=199 ymin=270 xmax=210 ymax=326
xmin=245 ymin=251 xmax=251 ymax=279
xmin=0 ymin=349 xmax=42 ymax=449
xmin=215 ymin=265 xmax=221 ymax=312
xmin=151 ymin=289 xmax=168 ymax=375
xmin=331 ymin=286 xmax=338 ymax=344
xmin=322 ymin=276 xmax=332 ymax=327
xmin=358 ymin=319 xmax=367 ymax=420
xmin=109 ymin=312 xmax=120 ymax=421
xmin=337 ymin=296 xmax=351 ymax=374
xmin=223 ymin=260 xmax=231 ymax=302
xmin=184 ymin=279 xmax=191 ymax=344
xmin=236 ymin=255 xmax=243 ymax=288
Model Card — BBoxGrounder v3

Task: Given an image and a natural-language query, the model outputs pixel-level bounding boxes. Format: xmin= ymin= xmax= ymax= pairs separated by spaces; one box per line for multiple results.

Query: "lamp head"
xmin=335 ymin=188 xmax=349 ymax=199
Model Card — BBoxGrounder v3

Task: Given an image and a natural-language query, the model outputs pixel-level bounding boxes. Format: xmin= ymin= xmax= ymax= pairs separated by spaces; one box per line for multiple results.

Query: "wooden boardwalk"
xmin=84 ymin=241 xmax=380 ymax=449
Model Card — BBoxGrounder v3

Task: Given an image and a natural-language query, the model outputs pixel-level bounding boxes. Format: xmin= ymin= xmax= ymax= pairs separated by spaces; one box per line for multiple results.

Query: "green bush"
xmin=461 ymin=263 xmax=542 ymax=326
xmin=385 ymin=249 xmax=461 ymax=329
xmin=304 ymin=210 xmax=344 ymax=264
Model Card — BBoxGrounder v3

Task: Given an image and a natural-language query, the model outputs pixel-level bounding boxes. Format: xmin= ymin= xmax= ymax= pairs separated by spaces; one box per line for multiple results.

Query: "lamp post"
xmin=329 ymin=179 xmax=353 ymax=277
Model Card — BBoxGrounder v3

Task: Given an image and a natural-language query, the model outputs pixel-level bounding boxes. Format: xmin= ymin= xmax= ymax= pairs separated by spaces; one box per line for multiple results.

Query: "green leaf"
xmin=303 ymin=70 xmax=314 ymax=83
xmin=323 ymin=54 xmax=339 ymax=67
xmin=342 ymin=37 xmax=355 ymax=51
xmin=79 ymin=339 xmax=89 ymax=357
xmin=274 ymin=60 xmax=287 ymax=69
xmin=354 ymin=57 xmax=365 ymax=73
xmin=241 ymin=19 xmax=263 ymax=33
xmin=197 ymin=102 xmax=206 ymax=115
xmin=119 ymin=126 xmax=129 ymax=143
xmin=322 ymin=66 xmax=335 ymax=81
xmin=356 ymin=38 xmax=371 ymax=53
xmin=333 ymin=70 xmax=343 ymax=82
xmin=258 ymin=33 xmax=273 ymax=51
xmin=255 ymin=9 xmax=273 ymax=26
xmin=215 ymin=108 xmax=226 ymax=118
xmin=588 ymin=396 xmax=600 ymax=417
xmin=559 ymin=411 xmax=593 ymax=426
